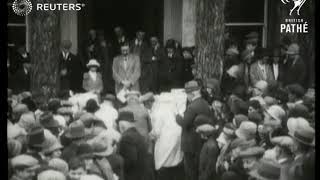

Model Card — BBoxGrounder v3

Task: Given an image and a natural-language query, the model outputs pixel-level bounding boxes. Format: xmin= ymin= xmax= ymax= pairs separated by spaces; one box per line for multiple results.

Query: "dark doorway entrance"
xmin=78 ymin=0 xmax=164 ymax=47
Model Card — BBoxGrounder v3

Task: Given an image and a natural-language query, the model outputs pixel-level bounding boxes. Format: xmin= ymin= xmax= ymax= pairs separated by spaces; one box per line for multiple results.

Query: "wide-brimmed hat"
xmin=117 ymin=111 xmax=135 ymax=124
xmin=11 ymin=154 xmax=40 ymax=169
xmin=265 ymin=105 xmax=286 ymax=124
xmin=287 ymin=117 xmax=310 ymax=136
xmin=37 ymin=170 xmax=66 ymax=180
xmin=233 ymin=114 xmax=249 ymax=128
xmin=286 ymin=43 xmax=300 ymax=55
xmin=88 ymin=131 xmax=113 ymax=157
xmin=13 ymin=104 xmax=29 ymax=115
xmin=40 ymin=112 xmax=60 ymax=128
xmin=271 ymin=136 xmax=295 ymax=151
xmin=235 ymin=121 xmax=257 ymax=140
xmin=290 ymin=124 xmax=315 ymax=146
xmin=249 ymin=159 xmax=281 ymax=180
xmin=79 ymin=113 xmax=107 ymax=129
xmin=254 ymin=80 xmax=268 ymax=93
xmin=27 ymin=125 xmax=46 ymax=148
xmin=185 ymin=80 xmax=201 ymax=93
xmin=42 ymin=135 xmax=63 ymax=155
xmin=238 ymin=146 xmax=265 ymax=158
xmin=86 ymin=59 xmax=100 ymax=68
xmin=65 ymin=121 xmax=86 ymax=139
xmin=18 ymin=112 xmax=36 ymax=131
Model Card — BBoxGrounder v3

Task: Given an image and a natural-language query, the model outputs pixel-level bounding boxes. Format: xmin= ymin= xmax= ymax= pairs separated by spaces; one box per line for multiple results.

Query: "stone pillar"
xmin=28 ymin=0 xmax=61 ymax=102
xmin=163 ymin=0 xmax=182 ymax=44
xmin=60 ymin=0 xmax=78 ymax=54
xmin=182 ymin=0 xmax=196 ymax=47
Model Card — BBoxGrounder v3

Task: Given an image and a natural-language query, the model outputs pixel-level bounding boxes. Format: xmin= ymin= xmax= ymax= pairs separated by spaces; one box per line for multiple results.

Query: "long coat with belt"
xmin=112 ymin=54 xmax=141 ymax=94
xmin=249 ymin=61 xmax=275 ymax=86
xmin=118 ymin=127 xmax=154 ymax=180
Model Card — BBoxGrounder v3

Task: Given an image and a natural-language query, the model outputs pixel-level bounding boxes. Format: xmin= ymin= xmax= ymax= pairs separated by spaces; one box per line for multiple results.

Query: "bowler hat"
xmin=85 ymin=99 xmax=100 ymax=113
xmin=27 ymin=125 xmax=46 ymax=148
xmin=249 ymin=159 xmax=281 ymax=180
xmin=238 ymin=146 xmax=265 ymax=158
xmin=290 ymin=125 xmax=315 ymax=146
xmin=86 ymin=59 xmax=100 ymax=68
xmin=65 ymin=121 xmax=86 ymax=139
xmin=185 ymin=80 xmax=201 ymax=93
xmin=117 ymin=111 xmax=135 ymax=123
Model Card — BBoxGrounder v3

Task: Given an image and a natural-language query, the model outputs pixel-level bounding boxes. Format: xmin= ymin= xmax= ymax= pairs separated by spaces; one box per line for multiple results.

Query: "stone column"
xmin=182 ymin=0 xmax=196 ymax=47
xmin=163 ymin=0 xmax=182 ymax=44
xmin=60 ymin=0 xmax=78 ymax=54
xmin=28 ymin=0 xmax=61 ymax=102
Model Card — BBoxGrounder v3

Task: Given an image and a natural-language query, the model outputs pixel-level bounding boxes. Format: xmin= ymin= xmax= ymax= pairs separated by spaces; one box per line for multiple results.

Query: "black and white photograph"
xmin=5 ymin=0 xmax=316 ymax=180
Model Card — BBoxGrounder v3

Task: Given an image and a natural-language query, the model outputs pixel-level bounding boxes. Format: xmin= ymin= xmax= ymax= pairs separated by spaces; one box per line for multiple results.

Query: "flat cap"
xmin=11 ymin=154 xmax=39 ymax=169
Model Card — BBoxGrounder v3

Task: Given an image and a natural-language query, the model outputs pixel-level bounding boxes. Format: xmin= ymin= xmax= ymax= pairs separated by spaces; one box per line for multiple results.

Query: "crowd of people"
xmin=7 ymin=26 xmax=315 ymax=180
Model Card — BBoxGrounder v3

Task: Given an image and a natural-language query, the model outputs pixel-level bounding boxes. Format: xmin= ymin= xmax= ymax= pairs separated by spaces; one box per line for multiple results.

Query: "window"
xmin=7 ymin=2 xmax=29 ymax=53
xmin=225 ymin=0 xmax=268 ymax=48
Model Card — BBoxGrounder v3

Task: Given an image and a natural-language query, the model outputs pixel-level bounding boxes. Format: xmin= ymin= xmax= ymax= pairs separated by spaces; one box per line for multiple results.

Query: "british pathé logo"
xmin=12 ymin=0 xmax=32 ymax=16
xmin=12 ymin=0 xmax=86 ymax=16
xmin=280 ymin=0 xmax=308 ymax=33
xmin=281 ymin=0 xmax=307 ymax=16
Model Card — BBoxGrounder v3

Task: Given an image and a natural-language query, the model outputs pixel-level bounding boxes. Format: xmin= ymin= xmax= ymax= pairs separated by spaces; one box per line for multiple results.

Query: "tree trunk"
xmin=195 ymin=0 xmax=225 ymax=82
xmin=28 ymin=0 xmax=61 ymax=102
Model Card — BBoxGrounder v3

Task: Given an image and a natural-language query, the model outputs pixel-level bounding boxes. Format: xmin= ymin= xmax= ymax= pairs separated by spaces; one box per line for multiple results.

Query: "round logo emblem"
xmin=12 ymin=0 xmax=32 ymax=16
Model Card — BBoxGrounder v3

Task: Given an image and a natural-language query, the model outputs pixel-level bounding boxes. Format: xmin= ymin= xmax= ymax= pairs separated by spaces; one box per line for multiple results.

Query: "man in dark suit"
xmin=159 ymin=41 xmax=184 ymax=91
xmin=117 ymin=111 xmax=154 ymax=180
xmin=112 ymin=26 xmax=128 ymax=57
xmin=270 ymin=48 xmax=285 ymax=85
xmin=9 ymin=44 xmax=31 ymax=75
xmin=11 ymin=58 xmax=31 ymax=94
xmin=176 ymin=81 xmax=212 ymax=180
xmin=58 ymin=40 xmax=84 ymax=93
xmin=282 ymin=43 xmax=307 ymax=88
